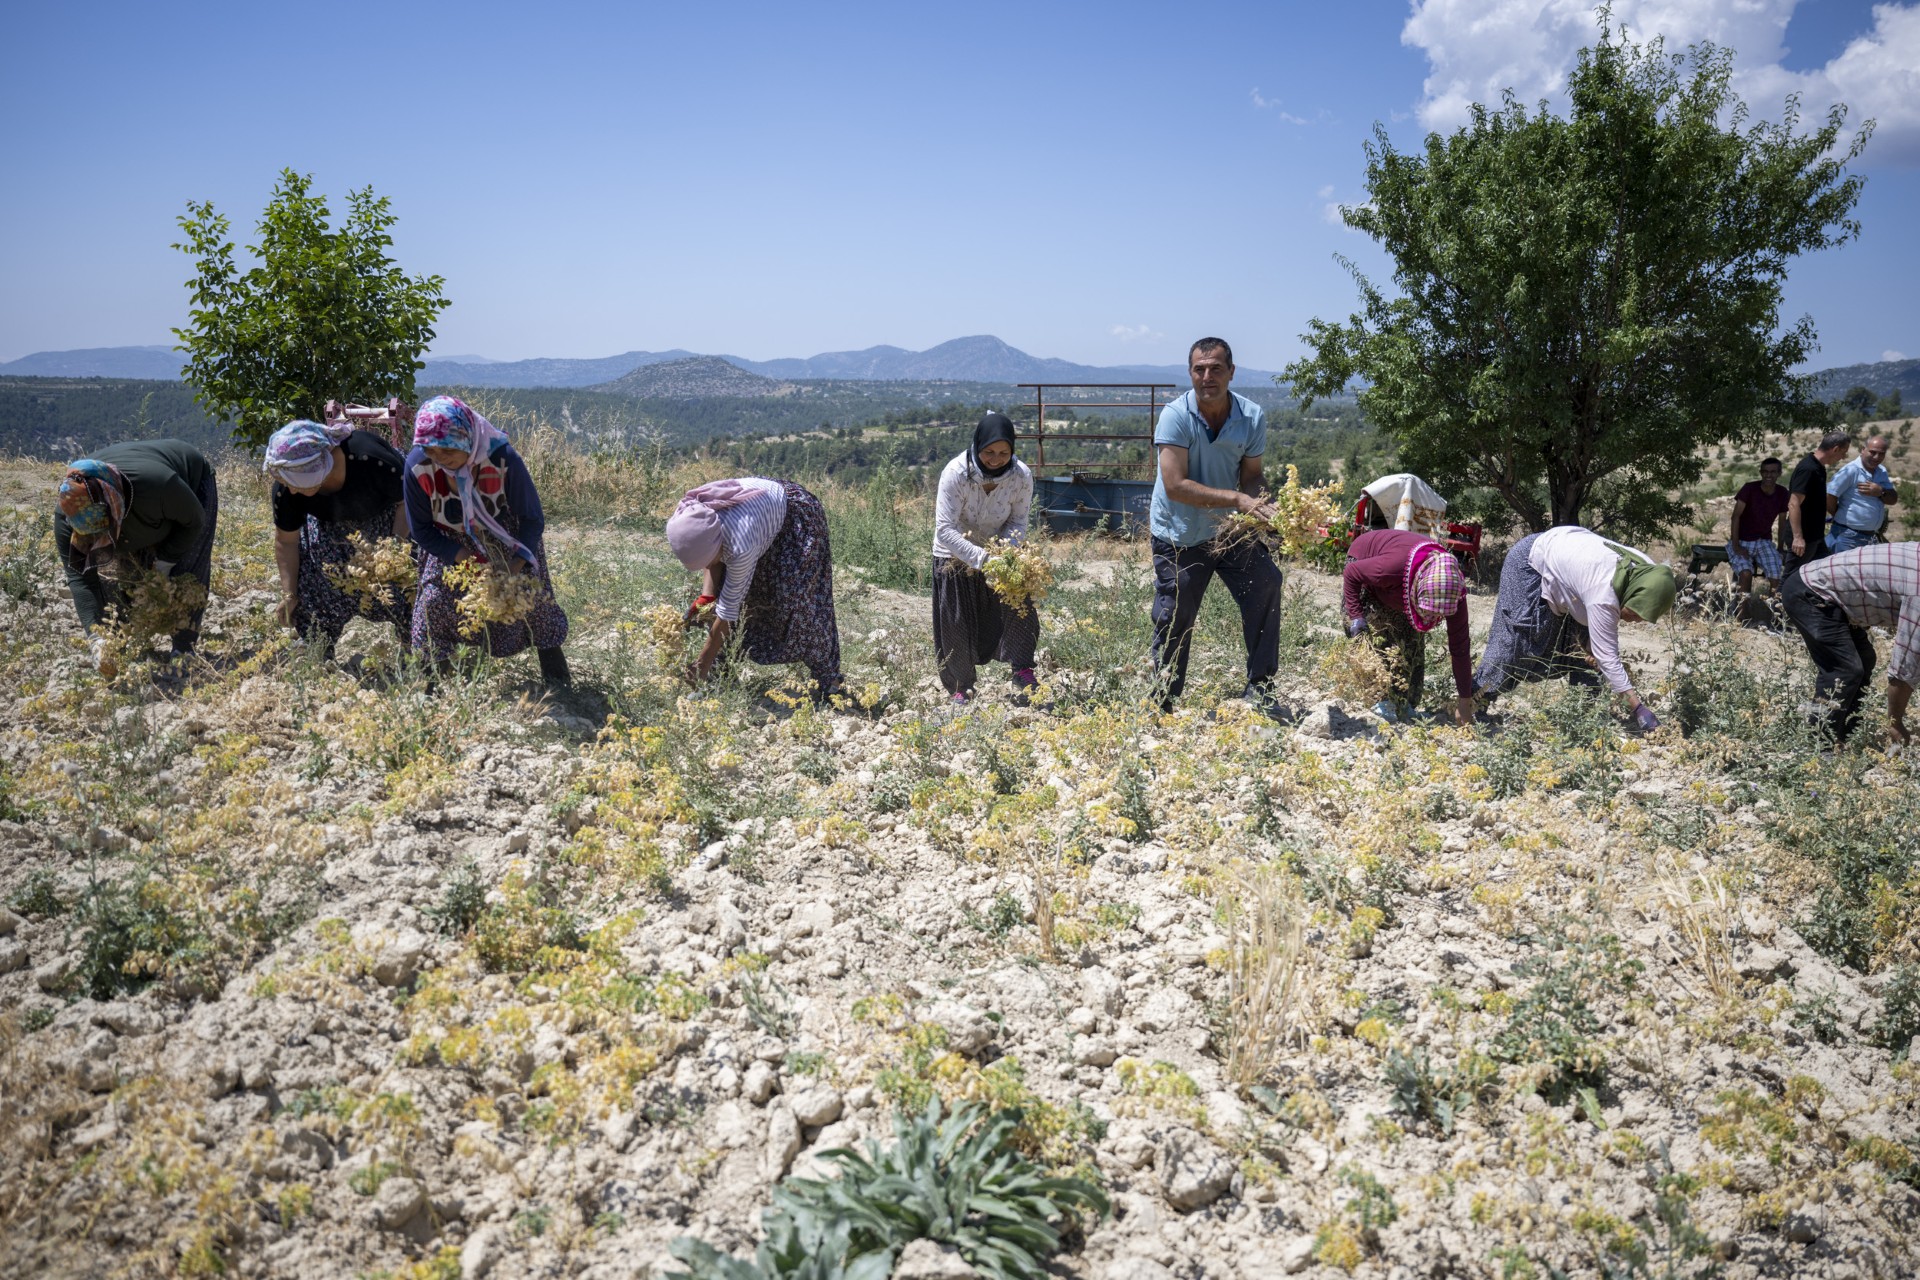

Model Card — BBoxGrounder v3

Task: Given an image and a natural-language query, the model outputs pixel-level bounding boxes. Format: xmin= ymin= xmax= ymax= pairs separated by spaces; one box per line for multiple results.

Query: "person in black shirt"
xmin=263 ymin=420 xmax=412 ymax=656
xmin=1785 ymin=430 xmax=1853 ymax=574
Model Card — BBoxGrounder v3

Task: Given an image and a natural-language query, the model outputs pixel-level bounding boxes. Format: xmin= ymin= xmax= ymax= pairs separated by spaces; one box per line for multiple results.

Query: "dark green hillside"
xmin=0 ymin=378 xmax=234 ymax=458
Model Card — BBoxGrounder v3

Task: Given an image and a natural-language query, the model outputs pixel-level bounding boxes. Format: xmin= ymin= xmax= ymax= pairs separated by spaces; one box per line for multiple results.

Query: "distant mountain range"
xmin=1807 ymin=357 xmax=1920 ymax=402
xmin=593 ymin=356 xmax=785 ymax=398
xmin=8 ymin=339 xmax=1914 ymax=404
xmin=0 ymin=336 xmax=1276 ymax=390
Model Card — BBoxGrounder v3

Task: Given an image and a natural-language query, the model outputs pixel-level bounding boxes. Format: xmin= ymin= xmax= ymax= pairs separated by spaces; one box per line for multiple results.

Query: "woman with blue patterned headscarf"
xmin=263 ymin=417 xmax=412 ymax=658
xmin=402 ymin=396 xmax=571 ymax=684
xmin=53 ymin=438 xmax=219 ymax=666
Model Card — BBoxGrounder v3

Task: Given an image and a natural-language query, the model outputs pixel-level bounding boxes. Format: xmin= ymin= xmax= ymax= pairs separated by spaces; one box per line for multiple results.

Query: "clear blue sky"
xmin=3 ymin=0 xmax=1914 ymax=372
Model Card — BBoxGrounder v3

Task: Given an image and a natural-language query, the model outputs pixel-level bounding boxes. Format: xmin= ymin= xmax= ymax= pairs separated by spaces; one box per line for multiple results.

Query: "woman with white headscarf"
xmin=666 ymin=477 xmax=843 ymax=700
xmin=263 ymin=418 xmax=411 ymax=657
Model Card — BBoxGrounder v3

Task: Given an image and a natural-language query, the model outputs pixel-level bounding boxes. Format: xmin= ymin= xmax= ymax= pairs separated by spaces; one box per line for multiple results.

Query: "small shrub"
xmin=667 ymin=1101 xmax=1108 ymax=1280
xmin=1383 ymin=1046 xmax=1497 ymax=1136
xmin=8 ymin=868 xmax=67 ymax=919
xmin=1491 ymin=923 xmax=1641 ymax=1102
xmin=1876 ymin=965 xmax=1920 ymax=1060
xmin=427 ymin=859 xmax=486 ymax=937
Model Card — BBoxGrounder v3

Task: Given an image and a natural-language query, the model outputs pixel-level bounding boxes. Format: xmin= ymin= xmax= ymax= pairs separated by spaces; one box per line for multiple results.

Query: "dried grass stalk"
xmin=1651 ymin=857 xmax=1741 ymax=1004
xmin=1219 ymin=865 xmax=1309 ymax=1089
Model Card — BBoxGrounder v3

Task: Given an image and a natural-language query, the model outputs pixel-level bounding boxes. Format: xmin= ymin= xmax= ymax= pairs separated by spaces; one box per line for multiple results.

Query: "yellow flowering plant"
xmin=979 ymin=539 xmax=1054 ymax=617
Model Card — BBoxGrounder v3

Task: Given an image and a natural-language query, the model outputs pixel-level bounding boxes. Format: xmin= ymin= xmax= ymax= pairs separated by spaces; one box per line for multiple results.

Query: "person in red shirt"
xmin=1341 ymin=529 xmax=1474 ymax=726
xmin=1727 ymin=458 xmax=1790 ymax=592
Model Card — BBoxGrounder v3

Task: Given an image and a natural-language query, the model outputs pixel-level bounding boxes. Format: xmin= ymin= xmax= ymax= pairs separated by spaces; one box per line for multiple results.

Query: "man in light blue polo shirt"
xmin=1148 ymin=337 xmax=1284 ymax=714
xmin=1826 ymin=434 xmax=1899 ymax=554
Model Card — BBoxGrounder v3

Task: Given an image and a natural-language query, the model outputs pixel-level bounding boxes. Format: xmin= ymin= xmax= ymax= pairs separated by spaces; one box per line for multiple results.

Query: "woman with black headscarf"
xmin=931 ymin=411 xmax=1038 ymax=704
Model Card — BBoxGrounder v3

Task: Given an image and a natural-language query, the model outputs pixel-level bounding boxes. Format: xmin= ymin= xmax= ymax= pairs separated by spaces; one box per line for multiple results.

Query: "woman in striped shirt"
xmin=666 ymin=477 xmax=844 ymax=700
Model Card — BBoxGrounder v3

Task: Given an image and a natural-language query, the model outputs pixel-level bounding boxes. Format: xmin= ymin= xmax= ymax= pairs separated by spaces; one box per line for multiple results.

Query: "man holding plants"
xmin=1147 ymin=337 xmax=1282 ymax=715
xmin=1781 ymin=543 xmax=1917 ymax=747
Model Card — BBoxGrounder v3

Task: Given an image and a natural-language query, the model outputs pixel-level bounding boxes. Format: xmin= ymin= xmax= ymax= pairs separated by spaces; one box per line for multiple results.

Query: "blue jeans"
xmin=1829 ymin=525 xmax=1879 ymax=554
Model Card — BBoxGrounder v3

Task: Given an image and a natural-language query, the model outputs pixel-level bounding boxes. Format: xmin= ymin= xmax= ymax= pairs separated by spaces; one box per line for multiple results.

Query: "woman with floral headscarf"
xmin=264 ymin=418 xmax=411 ymax=658
xmin=53 ymin=438 xmax=217 ymax=664
xmin=1342 ymin=528 xmax=1475 ymax=725
xmin=666 ymin=475 xmax=844 ymax=700
xmin=1472 ymin=525 xmax=1676 ymax=731
xmin=931 ymin=412 xmax=1038 ymax=705
xmin=403 ymin=396 xmax=571 ymax=684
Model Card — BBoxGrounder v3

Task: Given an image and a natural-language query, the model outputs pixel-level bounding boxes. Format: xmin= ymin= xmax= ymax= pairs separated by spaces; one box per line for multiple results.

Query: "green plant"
xmin=427 ymin=860 xmax=487 ymax=938
xmin=1876 ymin=965 xmax=1920 ymax=1060
xmin=1383 ymin=1046 xmax=1497 ymax=1136
xmin=964 ymin=891 xmax=1025 ymax=942
xmin=1491 ymin=922 xmax=1641 ymax=1102
xmin=1588 ymin=1148 xmax=1722 ymax=1279
xmin=1115 ymin=761 xmax=1154 ymax=844
xmin=173 ymin=168 xmax=449 ymax=447
xmin=8 ymin=868 xmax=67 ymax=919
xmin=668 ymin=1101 xmax=1108 ymax=1280
xmin=1789 ymin=982 xmax=1844 ymax=1045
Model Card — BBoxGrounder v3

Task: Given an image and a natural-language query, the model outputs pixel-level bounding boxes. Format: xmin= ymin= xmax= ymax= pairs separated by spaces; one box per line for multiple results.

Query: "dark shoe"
xmin=538 ymin=647 xmax=572 ymax=687
xmin=1242 ymin=683 xmax=1288 ymax=721
xmin=1010 ymin=667 xmax=1038 ymax=707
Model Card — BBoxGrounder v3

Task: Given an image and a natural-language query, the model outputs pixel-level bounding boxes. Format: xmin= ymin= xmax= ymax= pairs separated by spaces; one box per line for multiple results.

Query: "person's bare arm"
xmin=273 ymin=529 xmax=301 ymax=627
xmin=1889 ymin=678 xmax=1912 ymax=746
xmin=1788 ymin=492 xmax=1808 ymax=555
xmin=1729 ymin=498 xmax=1746 ymax=546
xmin=1827 ymin=492 xmax=1840 ymax=517
xmin=1158 ymin=446 xmax=1273 ymax=516
xmin=1239 ymin=455 xmax=1266 ymax=500
xmin=391 ymin=504 xmax=409 ymax=539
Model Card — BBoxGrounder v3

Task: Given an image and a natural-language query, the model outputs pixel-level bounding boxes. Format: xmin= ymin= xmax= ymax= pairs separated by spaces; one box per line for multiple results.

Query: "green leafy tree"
xmin=1835 ymin=385 xmax=1880 ymax=423
xmin=1285 ymin=25 xmax=1869 ymax=538
xmin=173 ymin=169 xmax=450 ymax=448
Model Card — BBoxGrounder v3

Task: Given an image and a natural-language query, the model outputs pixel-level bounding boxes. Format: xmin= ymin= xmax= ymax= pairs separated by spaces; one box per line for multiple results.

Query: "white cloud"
xmin=1402 ymin=1 xmax=1917 ymax=162
xmin=1886 ymin=349 xmax=1910 ymax=362
xmin=1251 ymin=87 xmax=1311 ymax=124
xmin=1318 ymin=184 xmax=1336 ymax=199
xmin=1111 ymin=324 xmax=1165 ymax=344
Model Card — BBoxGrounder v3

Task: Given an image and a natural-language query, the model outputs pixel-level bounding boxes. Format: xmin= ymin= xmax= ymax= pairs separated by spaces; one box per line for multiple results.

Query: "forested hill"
xmin=1809 ymin=357 xmax=1920 ymax=402
xmin=0 ymin=376 xmax=1380 ymax=484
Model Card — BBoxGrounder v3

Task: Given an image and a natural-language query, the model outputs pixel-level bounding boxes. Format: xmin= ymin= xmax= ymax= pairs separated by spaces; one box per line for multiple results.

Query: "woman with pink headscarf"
xmin=1341 ymin=528 xmax=1474 ymax=725
xmin=403 ymin=396 xmax=571 ymax=684
xmin=666 ymin=476 xmax=843 ymax=700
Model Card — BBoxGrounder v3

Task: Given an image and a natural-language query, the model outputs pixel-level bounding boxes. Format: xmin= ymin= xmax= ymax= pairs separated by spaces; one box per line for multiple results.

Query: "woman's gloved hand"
xmin=153 ymin=559 xmax=177 ymax=578
xmin=684 ymin=594 xmax=717 ymax=626
xmin=1345 ymin=616 xmax=1368 ymax=638
xmin=1632 ymin=703 xmax=1660 ymax=733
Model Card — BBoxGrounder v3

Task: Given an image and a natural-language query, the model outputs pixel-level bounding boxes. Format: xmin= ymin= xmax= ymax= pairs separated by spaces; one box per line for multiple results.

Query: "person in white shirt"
xmin=931 ymin=412 xmax=1038 ymax=704
xmin=1471 ymin=525 xmax=1676 ymax=730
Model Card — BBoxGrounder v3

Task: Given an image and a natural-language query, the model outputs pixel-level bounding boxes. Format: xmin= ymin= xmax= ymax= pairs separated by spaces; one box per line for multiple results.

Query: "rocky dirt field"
xmin=1 ymin=458 xmax=1917 ymax=1280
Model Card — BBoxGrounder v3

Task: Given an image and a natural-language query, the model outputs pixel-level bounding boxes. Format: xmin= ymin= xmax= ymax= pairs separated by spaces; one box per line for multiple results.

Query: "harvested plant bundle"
xmin=980 ymin=539 xmax=1053 ymax=616
xmin=442 ymin=556 xmax=545 ymax=638
xmin=324 ymin=533 xmax=418 ymax=610
xmin=97 ymin=566 xmax=209 ymax=676
xmin=1317 ymin=632 xmax=1403 ymax=707
xmin=640 ymin=603 xmax=695 ymax=670
xmin=1216 ymin=464 xmax=1345 ymax=559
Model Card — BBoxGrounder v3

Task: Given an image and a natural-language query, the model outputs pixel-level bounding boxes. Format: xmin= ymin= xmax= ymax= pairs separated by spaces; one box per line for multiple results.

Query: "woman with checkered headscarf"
xmin=1341 ymin=529 xmax=1475 ymax=725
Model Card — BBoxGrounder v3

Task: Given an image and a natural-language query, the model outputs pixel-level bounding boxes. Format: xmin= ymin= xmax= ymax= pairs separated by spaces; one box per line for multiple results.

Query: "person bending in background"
xmin=931 ymin=412 xmax=1039 ymax=706
xmin=1727 ymin=458 xmax=1789 ymax=592
xmin=1341 ymin=529 xmax=1474 ymax=726
xmin=1781 ymin=542 xmax=1916 ymax=747
xmin=264 ymin=419 xmax=412 ymax=658
xmin=1785 ymin=431 xmax=1852 ymax=573
xmin=53 ymin=438 xmax=218 ymax=666
xmin=666 ymin=476 xmax=844 ymax=702
xmin=1471 ymin=525 xmax=1675 ymax=731
xmin=1148 ymin=337 xmax=1283 ymax=716
xmin=403 ymin=396 xmax=571 ymax=685
xmin=1826 ymin=434 xmax=1899 ymax=554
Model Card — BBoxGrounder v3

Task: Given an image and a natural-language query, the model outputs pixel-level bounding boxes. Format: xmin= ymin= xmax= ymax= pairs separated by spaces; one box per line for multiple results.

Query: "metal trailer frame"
xmin=1016 ymin=382 xmax=1176 ymax=477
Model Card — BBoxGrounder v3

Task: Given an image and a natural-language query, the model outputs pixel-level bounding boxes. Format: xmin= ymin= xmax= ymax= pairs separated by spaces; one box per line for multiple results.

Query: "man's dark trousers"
xmin=1149 ymin=535 xmax=1283 ymax=703
xmin=1781 ymin=567 xmax=1876 ymax=743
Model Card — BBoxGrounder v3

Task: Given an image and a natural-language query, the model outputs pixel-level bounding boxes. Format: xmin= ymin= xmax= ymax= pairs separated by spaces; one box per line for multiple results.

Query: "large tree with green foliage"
xmin=173 ymin=169 xmax=449 ymax=448
xmin=1284 ymin=27 xmax=1870 ymax=537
